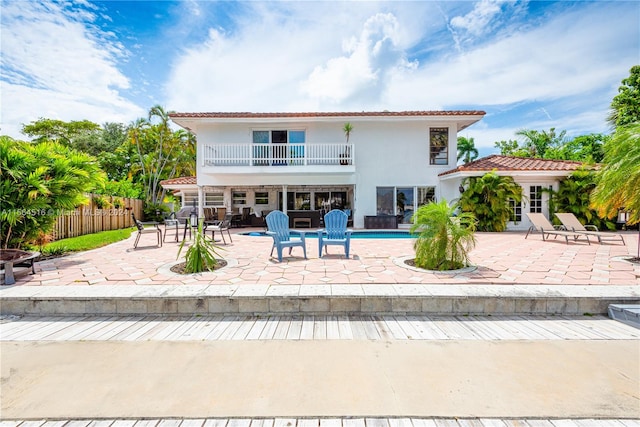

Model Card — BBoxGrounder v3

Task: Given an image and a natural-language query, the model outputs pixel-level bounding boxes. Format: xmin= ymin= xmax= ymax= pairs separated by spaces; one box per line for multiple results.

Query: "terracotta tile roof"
xmin=160 ymin=176 xmax=196 ymax=186
xmin=169 ymin=110 xmax=486 ymax=119
xmin=439 ymin=155 xmax=585 ymax=176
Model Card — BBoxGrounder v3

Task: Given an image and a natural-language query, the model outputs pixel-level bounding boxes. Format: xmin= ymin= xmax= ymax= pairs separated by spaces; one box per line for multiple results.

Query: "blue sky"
xmin=1 ymin=0 xmax=638 ymax=157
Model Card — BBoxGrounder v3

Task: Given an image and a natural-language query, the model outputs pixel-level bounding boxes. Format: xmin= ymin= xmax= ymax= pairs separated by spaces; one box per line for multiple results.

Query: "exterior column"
xmin=197 ymin=185 xmax=204 ymax=218
xmin=282 ymin=185 xmax=288 ymax=215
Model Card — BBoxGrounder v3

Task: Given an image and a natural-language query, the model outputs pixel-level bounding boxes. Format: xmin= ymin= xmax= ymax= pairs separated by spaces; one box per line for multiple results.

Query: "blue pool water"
xmin=242 ymin=230 xmax=413 ymax=239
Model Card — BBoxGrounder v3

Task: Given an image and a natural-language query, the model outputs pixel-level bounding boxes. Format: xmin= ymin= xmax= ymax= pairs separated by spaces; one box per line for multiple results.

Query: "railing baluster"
xmin=202 ymin=143 xmax=353 ymax=167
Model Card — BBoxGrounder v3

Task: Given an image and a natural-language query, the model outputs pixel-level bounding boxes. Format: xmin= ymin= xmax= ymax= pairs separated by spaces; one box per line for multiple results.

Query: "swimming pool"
xmin=241 ymin=230 xmax=414 ymax=239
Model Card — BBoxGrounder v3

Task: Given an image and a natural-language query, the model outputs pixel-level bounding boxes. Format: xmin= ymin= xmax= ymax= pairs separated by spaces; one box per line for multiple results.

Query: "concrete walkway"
xmin=2 ymin=314 xmax=639 ymax=420
xmin=2 ymin=324 xmax=639 ymax=419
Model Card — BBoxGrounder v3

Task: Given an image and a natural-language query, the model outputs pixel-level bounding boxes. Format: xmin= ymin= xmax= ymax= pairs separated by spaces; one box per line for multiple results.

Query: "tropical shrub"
xmin=177 ymin=220 xmax=223 ymax=273
xmin=458 ymin=172 xmax=523 ymax=232
xmin=0 ymin=137 xmax=105 ymax=249
xmin=92 ymin=195 xmax=111 ymax=209
xmin=143 ymin=202 xmax=171 ymax=222
xmin=112 ymin=197 xmax=124 ymax=209
xmin=410 ymin=200 xmax=476 ymax=271
xmin=548 ymin=168 xmax=616 ymax=230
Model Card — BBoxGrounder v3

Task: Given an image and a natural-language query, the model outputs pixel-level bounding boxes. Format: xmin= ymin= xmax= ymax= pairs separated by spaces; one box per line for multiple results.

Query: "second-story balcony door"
xmin=272 ymin=130 xmax=287 ymax=166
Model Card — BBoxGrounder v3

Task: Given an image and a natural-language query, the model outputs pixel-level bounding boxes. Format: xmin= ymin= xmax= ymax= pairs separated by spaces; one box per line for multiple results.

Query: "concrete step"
xmin=1 ymin=284 xmax=639 ymax=316
xmin=609 ymin=304 xmax=640 ymax=328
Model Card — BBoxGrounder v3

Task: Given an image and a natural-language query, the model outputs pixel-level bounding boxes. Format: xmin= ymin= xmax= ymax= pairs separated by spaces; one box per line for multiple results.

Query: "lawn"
xmin=40 ymin=228 xmax=133 ymax=257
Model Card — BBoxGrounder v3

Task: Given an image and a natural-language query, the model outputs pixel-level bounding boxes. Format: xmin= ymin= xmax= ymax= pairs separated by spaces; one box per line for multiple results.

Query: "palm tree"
xmin=457 ymin=136 xmax=479 ymax=164
xmin=129 ymin=106 xmax=197 ymax=207
xmin=343 ymin=122 xmax=353 ymax=142
xmin=410 ymin=200 xmax=476 ymax=270
xmin=591 ymin=123 xmax=640 ymax=258
xmin=515 ymin=128 xmax=567 ymax=158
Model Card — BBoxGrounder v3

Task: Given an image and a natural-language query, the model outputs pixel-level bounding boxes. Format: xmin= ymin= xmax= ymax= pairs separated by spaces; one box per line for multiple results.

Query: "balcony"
xmin=201 ymin=143 xmax=355 ymax=174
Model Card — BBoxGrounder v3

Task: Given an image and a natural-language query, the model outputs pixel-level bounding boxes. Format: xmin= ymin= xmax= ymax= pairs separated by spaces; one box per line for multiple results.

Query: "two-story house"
xmin=164 ymin=111 xmax=486 ymax=229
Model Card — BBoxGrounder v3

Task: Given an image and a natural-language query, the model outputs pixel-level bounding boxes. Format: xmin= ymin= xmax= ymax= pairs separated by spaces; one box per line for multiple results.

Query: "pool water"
xmin=242 ymin=230 xmax=413 ymax=239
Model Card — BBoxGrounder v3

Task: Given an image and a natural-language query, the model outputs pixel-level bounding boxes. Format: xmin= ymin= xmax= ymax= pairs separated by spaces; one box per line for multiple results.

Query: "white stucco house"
xmin=161 ymin=110 xmax=583 ymax=231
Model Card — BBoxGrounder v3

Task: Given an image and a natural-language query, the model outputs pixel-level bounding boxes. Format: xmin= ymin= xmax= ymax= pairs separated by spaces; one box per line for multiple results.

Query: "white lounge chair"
xmin=555 ymin=213 xmax=624 ymax=244
xmin=525 ymin=213 xmax=590 ymax=245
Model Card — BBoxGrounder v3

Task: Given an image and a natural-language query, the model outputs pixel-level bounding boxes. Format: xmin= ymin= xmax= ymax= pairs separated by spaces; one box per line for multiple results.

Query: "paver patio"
xmin=12 ymin=229 xmax=640 ymax=287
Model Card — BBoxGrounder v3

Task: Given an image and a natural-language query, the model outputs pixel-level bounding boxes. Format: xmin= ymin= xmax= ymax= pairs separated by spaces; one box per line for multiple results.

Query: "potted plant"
xmin=340 ymin=122 xmax=353 ymax=165
xmin=410 ymin=199 xmax=477 ymax=271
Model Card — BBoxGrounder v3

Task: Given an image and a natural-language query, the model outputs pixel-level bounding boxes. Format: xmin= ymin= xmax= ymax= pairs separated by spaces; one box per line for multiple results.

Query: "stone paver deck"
xmin=10 ymin=230 xmax=640 ymax=287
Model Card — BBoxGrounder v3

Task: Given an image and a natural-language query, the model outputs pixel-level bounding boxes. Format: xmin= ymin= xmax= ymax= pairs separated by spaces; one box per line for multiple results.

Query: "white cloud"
xmin=165 ymin=3 xmax=435 ymax=113
xmin=450 ymin=0 xmax=507 ymax=36
xmin=300 ymin=13 xmax=416 ymax=104
xmin=385 ymin=3 xmax=637 ymax=115
xmin=0 ymin=1 xmax=144 ymax=139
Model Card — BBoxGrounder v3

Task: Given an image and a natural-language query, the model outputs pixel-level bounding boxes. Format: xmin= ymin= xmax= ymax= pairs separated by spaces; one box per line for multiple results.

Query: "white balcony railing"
xmin=202 ymin=143 xmax=354 ymax=167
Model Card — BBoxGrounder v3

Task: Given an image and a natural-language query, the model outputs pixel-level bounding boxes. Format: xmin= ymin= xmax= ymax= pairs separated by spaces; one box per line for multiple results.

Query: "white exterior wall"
xmin=350 ymin=122 xmax=457 ymax=227
xmin=190 ymin=118 xmax=465 ymax=228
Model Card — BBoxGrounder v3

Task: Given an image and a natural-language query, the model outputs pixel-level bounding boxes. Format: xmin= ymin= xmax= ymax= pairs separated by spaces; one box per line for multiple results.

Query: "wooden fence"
xmin=51 ymin=195 xmax=143 ymax=241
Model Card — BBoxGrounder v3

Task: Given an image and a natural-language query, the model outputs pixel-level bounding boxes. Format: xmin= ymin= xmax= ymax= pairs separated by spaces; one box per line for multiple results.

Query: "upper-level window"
xmin=429 ymin=128 xmax=449 ymax=165
xmin=253 ymin=130 xmax=306 ymax=166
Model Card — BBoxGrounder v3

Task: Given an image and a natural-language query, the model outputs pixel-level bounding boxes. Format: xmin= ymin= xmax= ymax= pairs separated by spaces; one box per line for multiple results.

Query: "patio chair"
xmin=131 ymin=213 xmax=162 ymax=248
xmin=205 ymin=213 xmax=233 ymax=244
xmin=163 ymin=212 xmax=179 ymax=243
xmin=318 ymin=209 xmax=352 ymax=258
xmin=265 ymin=210 xmax=307 ymax=262
xmin=555 ymin=212 xmax=625 ymax=244
xmin=525 ymin=213 xmax=590 ymax=245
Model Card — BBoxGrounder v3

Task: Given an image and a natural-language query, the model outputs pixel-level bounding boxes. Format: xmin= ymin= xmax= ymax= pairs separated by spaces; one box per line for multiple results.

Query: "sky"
xmin=1 ymin=0 xmax=638 ymax=157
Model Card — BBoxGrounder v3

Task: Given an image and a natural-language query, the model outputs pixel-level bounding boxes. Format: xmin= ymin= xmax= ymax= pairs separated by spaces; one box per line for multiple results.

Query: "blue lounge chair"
xmin=266 ymin=210 xmax=307 ymax=262
xmin=318 ymin=209 xmax=352 ymax=258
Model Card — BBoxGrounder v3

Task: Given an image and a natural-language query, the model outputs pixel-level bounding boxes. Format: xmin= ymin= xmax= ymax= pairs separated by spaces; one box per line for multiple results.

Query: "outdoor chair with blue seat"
xmin=131 ymin=213 xmax=162 ymax=248
xmin=265 ymin=210 xmax=307 ymax=262
xmin=318 ymin=209 xmax=352 ymax=258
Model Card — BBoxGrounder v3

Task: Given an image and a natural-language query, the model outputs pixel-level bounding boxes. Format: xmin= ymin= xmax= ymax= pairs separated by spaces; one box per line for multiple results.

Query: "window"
xmin=376 ymin=187 xmax=394 ymax=215
xmin=253 ymin=131 xmax=270 ymax=166
xmin=183 ymin=192 xmax=224 ymax=207
xmin=232 ymin=191 xmax=246 ymax=205
xmin=377 ymin=186 xmax=437 ymax=222
xmin=330 ymin=191 xmax=346 ymax=210
xmin=295 ymin=192 xmax=311 ymax=210
xmin=183 ymin=193 xmax=199 ymax=209
xmin=429 ymin=128 xmax=449 ymax=165
xmin=204 ymin=192 xmax=224 ymax=207
xmin=529 ymin=185 xmax=543 ymax=213
xmin=397 ymin=187 xmax=414 ymax=224
xmin=253 ymin=129 xmax=306 ymax=166
xmin=509 ymin=199 xmax=522 ymax=222
xmin=417 ymin=187 xmax=436 ymax=207
xmin=315 ymin=192 xmax=330 ymax=212
xmin=289 ymin=130 xmax=305 ymax=165
xmin=255 ymin=191 xmax=269 ymax=205
xmin=279 ymin=191 xmax=309 ymax=210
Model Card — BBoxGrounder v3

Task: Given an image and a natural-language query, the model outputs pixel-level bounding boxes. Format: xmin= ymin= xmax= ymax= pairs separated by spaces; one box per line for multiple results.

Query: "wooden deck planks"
xmin=1 ymin=315 xmax=638 ymax=342
xmin=0 ymin=419 xmax=638 ymax=427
